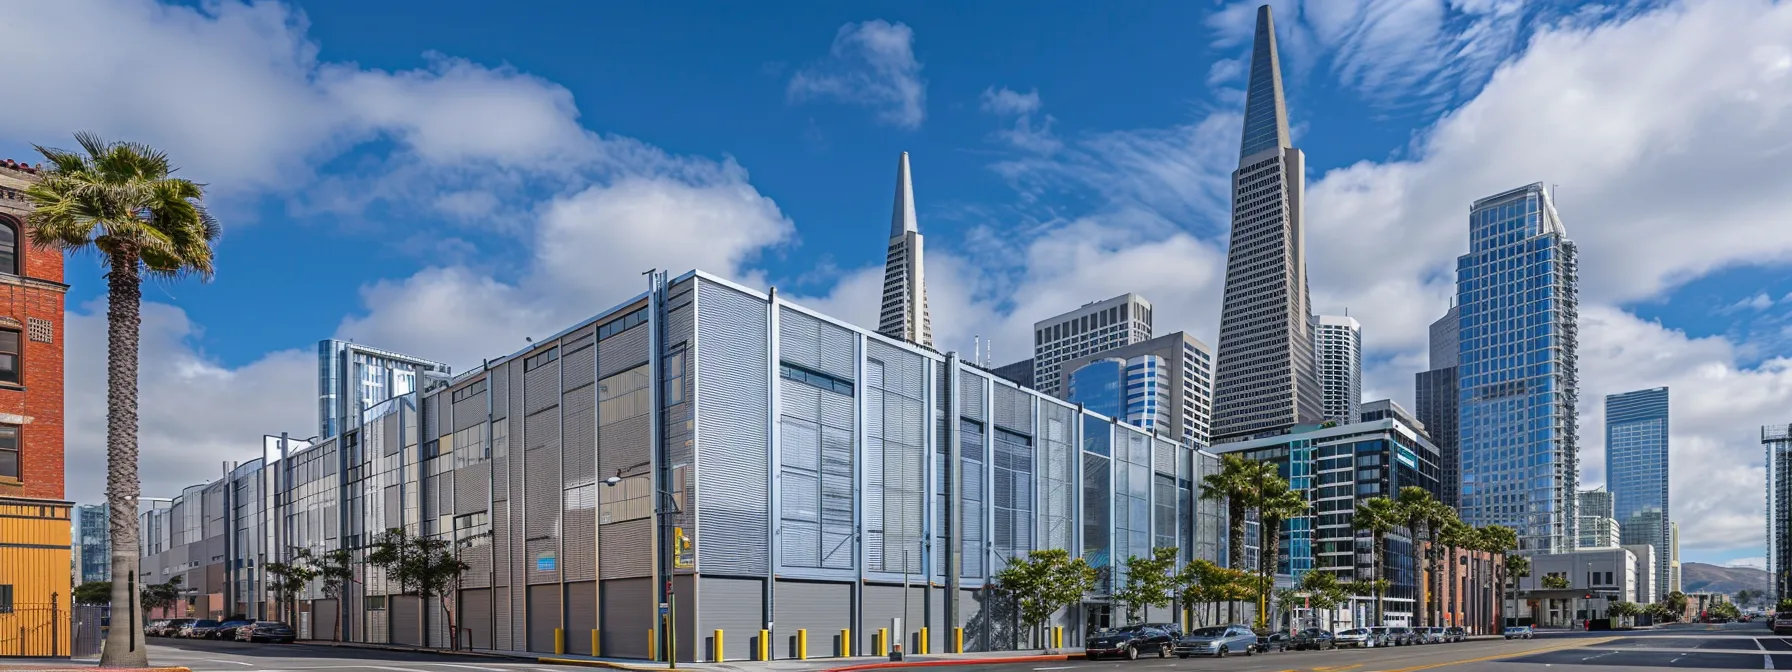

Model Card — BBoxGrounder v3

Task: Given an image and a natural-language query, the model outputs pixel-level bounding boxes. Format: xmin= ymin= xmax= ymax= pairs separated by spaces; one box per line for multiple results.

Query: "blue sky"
xmin=4 ymin=0 xmax=1790 ymax=568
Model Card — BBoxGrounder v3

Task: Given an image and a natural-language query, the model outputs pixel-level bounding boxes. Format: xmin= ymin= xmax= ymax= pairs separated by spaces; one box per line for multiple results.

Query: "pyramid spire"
xmin=1238 ymin=4 xmax=1292 ymax=162
xmin=878 ymin=152 xmax=932 ymax=347
xmin=891 ymin=151 xmax=918 ymax=237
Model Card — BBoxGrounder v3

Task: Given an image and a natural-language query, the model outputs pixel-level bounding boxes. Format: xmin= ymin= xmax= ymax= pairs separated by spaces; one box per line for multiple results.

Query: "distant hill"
xmin=1681 ymin=562 xmax=1770 ymax=598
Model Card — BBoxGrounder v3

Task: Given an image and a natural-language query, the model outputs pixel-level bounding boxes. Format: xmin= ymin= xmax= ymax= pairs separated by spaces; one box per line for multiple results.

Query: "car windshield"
xmin=1188 ymin=627 xmax=1229 ymax=637
xmin=1340 ymin=629 xmax=1364 ymax=635
xmin=195 ymin=620 xmax=219 ymax=627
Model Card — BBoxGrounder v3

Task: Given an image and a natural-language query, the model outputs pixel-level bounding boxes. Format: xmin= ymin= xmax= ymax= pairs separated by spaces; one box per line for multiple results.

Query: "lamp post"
xmin=605 ymin=472 xmax=681 ymax=668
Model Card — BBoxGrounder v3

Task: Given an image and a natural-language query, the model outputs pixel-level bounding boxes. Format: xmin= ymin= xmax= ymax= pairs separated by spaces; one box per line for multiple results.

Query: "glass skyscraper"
xmin=1607 ymin=387 xmax=1669 ymax=596
xmin=1067 ymin=355 xmax=1169 ymax=433
xmin=1456 ymin=183 xmax=1580 ymax=554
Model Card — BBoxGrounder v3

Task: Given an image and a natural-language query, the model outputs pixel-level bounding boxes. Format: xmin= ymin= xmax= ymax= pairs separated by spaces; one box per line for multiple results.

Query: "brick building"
xmin=0 ymin=157 xmax=72 ymax=657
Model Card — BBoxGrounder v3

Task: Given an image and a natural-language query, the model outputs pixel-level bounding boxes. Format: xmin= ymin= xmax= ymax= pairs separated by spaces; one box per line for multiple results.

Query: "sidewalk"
xmin=532 ymin=649 xmax=1088 ymax=672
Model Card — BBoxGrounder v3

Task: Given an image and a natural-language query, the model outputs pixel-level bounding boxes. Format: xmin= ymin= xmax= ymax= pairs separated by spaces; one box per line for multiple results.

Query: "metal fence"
xmin=70 ymin=605 xmax=106 ymax=658
xmin=0 ymin=602 xmax=67 ymax=657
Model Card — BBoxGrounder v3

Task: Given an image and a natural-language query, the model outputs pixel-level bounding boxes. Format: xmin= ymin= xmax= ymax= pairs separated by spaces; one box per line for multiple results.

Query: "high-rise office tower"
xmin=74 ymin=504 xmax=111 ymax=583
xmin=1313 ymin=315 xmax=1362 ymax=424
xmin=1765 ymin=424 xmax=1792 ymax=600
xmin=1670 ymin=521 xmax=1682 ymax=592
xmin=1028 ymin=293 xmax=1153 ymax=397
xmin=1608 ymin=386 xmax=1670 ymax=595
xmin=1416 ymin=305 xmax=1462 ymax=507
xmin=1059 ymin=332 xmax=1215 ymax=445
xmin=1456 ymin=183 xmax=1580 ymax=553
xmin=1579 ymin=487 xmax=1614 ymax=520
xmin=1211 ymin=4 xmax=1323 ymax=443
xmin=878 ymin=152 xmax=933 ymax=348
xmin=318 ymin=339 xmax=451 ymax=439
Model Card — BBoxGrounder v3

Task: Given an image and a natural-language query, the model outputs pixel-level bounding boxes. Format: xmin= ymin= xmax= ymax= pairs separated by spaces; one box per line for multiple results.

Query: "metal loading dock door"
xmin=773 ymin=580 xmax=851 ymax=658
xmin=697 ymin=577 xmax=762 ymax=661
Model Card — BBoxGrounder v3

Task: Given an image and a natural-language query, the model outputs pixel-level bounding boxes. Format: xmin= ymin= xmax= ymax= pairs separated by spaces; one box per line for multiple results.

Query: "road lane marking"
xmin=437 ymin=665 xmax=511 ymax=672
xmin=1032 ymin=667 xmax=1076 ymax=670
xmin=197 ymin=659 xmax=257 ymax=666
xmin=1371 ymin=637 xmax=1617 ymax=672
xmin=1766 ymin=654 xmax=1775 ymax=669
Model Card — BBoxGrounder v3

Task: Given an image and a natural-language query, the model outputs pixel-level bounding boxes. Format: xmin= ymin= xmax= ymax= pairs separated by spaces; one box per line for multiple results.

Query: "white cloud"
xmin=1726 ymin=557 xmax=1767 ymax=570
xmin=1206 ymin=58 xmax=1246 ymax=87
xmin=1726 ymin=292 xmax=1778 ymax=312
xmin=0 ymin=0 xmax=619 ymax=218
xmin=979 ymin=87 xmax=1061 ymax=154
xmin=66 ymin=302 xmax=314 ymax=503
xmin=788 ymin=20 xmax=927 ymax=129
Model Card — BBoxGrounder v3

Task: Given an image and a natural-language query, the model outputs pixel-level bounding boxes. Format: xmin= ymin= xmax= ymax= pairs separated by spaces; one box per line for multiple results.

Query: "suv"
xmin=1369 ymin=626 xmax=1406 ymax=646
xmin=1772 ymin=612 xmax=1792 ymax=635
xmin=1443 ymin=626 xmax=1467 ymax=642
xmin=1174 ymin=625 xmax=1258 ymax=658
xmin=1335 ymin=628 xmax=1384 ymax=648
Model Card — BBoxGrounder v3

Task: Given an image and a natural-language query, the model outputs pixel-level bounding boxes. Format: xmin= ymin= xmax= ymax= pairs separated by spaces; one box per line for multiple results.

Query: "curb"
xmin=825 ymin=654 xmax=1088 ymax=671
xmin=535 ymin=658 xmax=667 ymax=671
xmin=295 ymin=640 xmax=512 ymax=658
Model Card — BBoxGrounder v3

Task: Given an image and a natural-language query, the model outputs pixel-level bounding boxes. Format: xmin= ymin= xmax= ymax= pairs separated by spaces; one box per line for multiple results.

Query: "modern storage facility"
xmin=168 ymin=270 xmax=1228 ymax=660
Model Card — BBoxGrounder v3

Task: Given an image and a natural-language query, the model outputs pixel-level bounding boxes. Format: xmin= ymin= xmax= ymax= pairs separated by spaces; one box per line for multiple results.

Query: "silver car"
xmin=1174 ymin=625 xmax=1259 ymax=658
xmin=1419 ymin=627 xmax=1446 ymax=644
xmin=1334 ymin=627 xmax=1385 ymax=648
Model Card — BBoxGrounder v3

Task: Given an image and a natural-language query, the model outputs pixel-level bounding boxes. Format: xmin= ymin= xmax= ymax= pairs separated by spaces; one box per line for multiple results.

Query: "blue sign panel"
xmin=1396 ymin=445 xmax=1418 ymax=469
xmin=537 ymin=555 xmax=556 ymax=572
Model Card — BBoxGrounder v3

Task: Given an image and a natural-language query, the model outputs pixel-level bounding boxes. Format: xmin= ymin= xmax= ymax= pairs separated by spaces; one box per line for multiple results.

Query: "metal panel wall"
xmin=566 ymin=581 xmax=598 ymax=655
xmin=772 ymin=580 xmax=851 ymax=659
xmin=861 ymin=585 xmax=928 ymax=655
xmin=460 ymin=588 xmax=493 ymax=649
xmin=694 ymin=280 xmax=771 ymax=576
xmin=313 ymin=599 xmax=340 ymax=642
xmin=528 ymin=584 xmax=562 ymax=653
xmin=601 ymin=577 xmax=653 ymax=659
xmin=696 ymin=577 xmax=762 ymax=660
xmin=392 ymin=596 xmax=423 ymax=646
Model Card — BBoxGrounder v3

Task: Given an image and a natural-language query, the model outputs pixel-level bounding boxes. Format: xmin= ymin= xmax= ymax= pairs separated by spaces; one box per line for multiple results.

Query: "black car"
xmin=1253 ymin=632 xmax=1291 ymax=653
xmin=1085 ymin=625 xmax=1174 ymax=660
xmin=1290 ymin=628 xmax=1336 ymax=651
xmin=234 ymin=621 xmax=296 ymax=644
xmin=208 ymin=620 xmax=254 ymax=639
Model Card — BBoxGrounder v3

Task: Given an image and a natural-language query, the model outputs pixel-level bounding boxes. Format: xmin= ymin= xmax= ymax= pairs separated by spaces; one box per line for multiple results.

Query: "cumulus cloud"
xmin=788 ymin=20 xmax=928 ymax=129
xmin=66 ymin=302 xmax=314 ymax=503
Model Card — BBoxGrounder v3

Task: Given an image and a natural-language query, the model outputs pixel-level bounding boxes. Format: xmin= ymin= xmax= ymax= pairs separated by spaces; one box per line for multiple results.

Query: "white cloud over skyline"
xmin=22 ymin=0 xmax=1792 ymax=564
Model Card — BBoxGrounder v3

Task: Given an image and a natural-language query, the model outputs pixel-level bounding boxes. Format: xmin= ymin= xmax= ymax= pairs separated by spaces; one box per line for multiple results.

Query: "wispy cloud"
xmin=788 ymin=20 xmax=927 ymax=129
xmin=980 ymin=86 xmax=1061 ymax=154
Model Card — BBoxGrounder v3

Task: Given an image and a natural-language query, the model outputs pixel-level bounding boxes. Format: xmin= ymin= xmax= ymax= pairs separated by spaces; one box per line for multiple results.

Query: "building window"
xmin=0 ymin=218 xmax=15 ymax=276
xmin=366 ymin=595 xmax=386 ymax=611
xmin=0 ymin=329 xmax=18 ymax=385
xmin=523 ymin=347 xmax=558 ymax=372
xmin=598 ymin=307 xmax=649 ymax=341
xmin=664 ymin=348 xmax=685 ymax=406
xmin=599 ymin=474 xmax=651 ymax=524
xmin=0 ymin=426 xmax=16 ymax=480
xmin=598 ymin=365 xmax=651 ymax=424
xmin=779 ymin=362 xmax=853 ymax=396
xmin=0 ymin=584 xmax=11 ymax=613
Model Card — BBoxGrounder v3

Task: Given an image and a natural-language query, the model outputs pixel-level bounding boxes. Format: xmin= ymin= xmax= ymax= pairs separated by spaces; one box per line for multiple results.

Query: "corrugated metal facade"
xmin=252 ymin=271 xmax=1227 ymax=660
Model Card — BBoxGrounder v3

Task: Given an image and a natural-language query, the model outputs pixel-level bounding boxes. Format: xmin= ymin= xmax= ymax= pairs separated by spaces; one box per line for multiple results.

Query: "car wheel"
xmin=1159 ymin=644 xmax=1170 ymax=658
xmin=1245 ymin=646 xmax=1255 ymax=657
xmin=1218 ymin=646 xmax=1229 ymax=658
xmin=1126 ymin=646 xmax=1138 ymax=661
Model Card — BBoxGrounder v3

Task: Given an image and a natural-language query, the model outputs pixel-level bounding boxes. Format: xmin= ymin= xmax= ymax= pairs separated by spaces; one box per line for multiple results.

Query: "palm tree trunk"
xmin=100 ymin=256 xmax=150 ymax=668
xmin=1375 ymin=535 xmax=1386 ymax=625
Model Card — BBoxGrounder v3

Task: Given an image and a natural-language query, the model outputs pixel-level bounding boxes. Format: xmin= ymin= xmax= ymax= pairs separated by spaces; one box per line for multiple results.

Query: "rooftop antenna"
xmin=973 ymin=336 xmax=980 ymax=365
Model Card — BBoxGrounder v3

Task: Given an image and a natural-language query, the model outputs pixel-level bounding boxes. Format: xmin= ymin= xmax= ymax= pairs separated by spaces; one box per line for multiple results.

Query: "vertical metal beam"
xmin=853 ymin=332 xmax=867 ymax=651
xmin=766 ymin=288 xmax=781 ymax=649
xmin=648 ymin=270 xmax=676 ymax=666
xmin=944 ymin=354 xmax=960 ymax=637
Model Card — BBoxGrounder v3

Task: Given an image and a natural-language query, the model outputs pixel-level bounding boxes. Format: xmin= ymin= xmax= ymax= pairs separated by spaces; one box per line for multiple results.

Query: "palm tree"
xmin=1437 ymin=517 xmax=1473 ymax=629
xmin=1477 ymin=526 xmax=1522 ymax=628
xmin=1257 ymin=478 xmax=1307 ymax=628
xmin=1395 ymin=487 xmax=1452 ymax=626
xmin=1200 ymin=454 xmax=1268 ymax=622
xmin=24 ymin=134 xmax=219 ymax=668
xmin=1353 ymin=497 xmax=1399 ymax=624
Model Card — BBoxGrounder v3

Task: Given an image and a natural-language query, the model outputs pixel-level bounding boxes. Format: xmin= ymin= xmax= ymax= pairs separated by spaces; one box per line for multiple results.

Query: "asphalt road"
xmin=18 ymin=638 xmax=566 ymax=672
xmin=933 ymin=622 xmax=1785 ymax=672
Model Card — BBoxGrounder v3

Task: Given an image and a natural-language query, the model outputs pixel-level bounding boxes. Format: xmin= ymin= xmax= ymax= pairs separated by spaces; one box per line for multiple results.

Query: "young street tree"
xmin=25 ymin=134 xmax=220 ymax=668
xmin=1113 ymin=547 xmax=1179 ymax=624
xmin=75 ymin=581 xmax=113 ymax=605
xmin=365 ymin=529 xmax=472 ymax=650
xmin=316 ymin=549 xmax=356 ymax=641
xmin=139 ymin=576 xmax=184 ymax=615
xmin=264 ymin=549 xmax=320 ymax=627
xmin=993 ymin=548 xmax=1097 ymax=651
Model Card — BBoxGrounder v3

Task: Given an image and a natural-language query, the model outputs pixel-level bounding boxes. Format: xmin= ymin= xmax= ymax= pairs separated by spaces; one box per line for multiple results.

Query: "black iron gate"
xmin=0 ymin=602 xmax=65 ymax=657
xmin=70 ymin=605 xmax=106 ymax=658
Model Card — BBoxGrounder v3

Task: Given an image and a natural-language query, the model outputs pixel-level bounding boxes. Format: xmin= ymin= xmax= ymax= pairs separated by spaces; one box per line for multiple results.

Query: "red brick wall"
xmin=0 ymin=203 xmax=68 ymax=501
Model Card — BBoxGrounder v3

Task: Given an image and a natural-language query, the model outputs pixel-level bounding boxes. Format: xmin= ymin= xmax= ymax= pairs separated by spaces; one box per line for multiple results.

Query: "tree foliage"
xmin=1541 ymin=574 xmax=1571 ymax=590
xmin=364 ymin=529 xmax=472 ymax=649
xmin=74 ymin=581 xmax=113 ymax=605
xmin=1113 ymin=547 xmax=1179 ymax=624
xmin=1353 ymin=496 xmax=1399 ymax=622
xmin=994 ymin=548 xmax=1098 ymax=650
xmin=139 ymin=576 xmax=183 ymax=613
xmin=264 ymin=548 xmax=320 ymax=626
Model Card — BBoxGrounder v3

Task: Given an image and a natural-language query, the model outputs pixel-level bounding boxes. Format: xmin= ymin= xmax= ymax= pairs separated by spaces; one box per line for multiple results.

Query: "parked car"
xmin=1369 ymin=626 xmax=1407 ymax=646
xmin=1173 ymin=625 xmax=1259 ymax=658
xmin=1503 ymin=625 xmax=1534 ymax=640
xmin=1290 ymin=628 xmax=1336 ymax=651
xmin=1444 ymin=627 xmax=1467 ymax=642
xmin=1419 ymin=627 xmax=1446 ymax=644
xmin=1334 ymin=628 xmax=1382 ymax=648
xmin=151 ymin=618 xmax=193 ymax=637
xmin=235 ymin=621 xmax=296 ymax=644
xmin=1085 ymin=624 xmax=1174 ymax=660
xmin=178 ymin=620 xmax=220 ymax=638
xmin=1772 ymin=612 xmax=1792 ymax=635
xmin=1253 ymin=632 xmax=1291 ymax=653
xmin=143 ymin=620 xmax=170 ymax=637
xmin=208 ymin=620 xmax=254 ymax=640
xmin=1142 ymin=622 xmax=1184 ymax=638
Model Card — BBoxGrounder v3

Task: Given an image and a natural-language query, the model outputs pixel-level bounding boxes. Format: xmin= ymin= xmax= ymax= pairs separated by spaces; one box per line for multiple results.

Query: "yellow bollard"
xmin=713 ymin=629 xmax=724 ymax=662
xmin=953 ymin=627 xmax=964 ymax=654
xmin=798 ymin=628 xmax=808 ymax=660
xmin=554 ymin=628 xmax=565 ymax=655
xmin=1053 ymin=626 xmax=1063 ymax=649
xmin=591 ymin=630 xmax=601 ymax=657
xmin=758 ymin=629 xmax=770 ymax=661
xmin=841 ymin=629 xmax=852 ymax=657
xmin=649 ymin=629 xmax=658 ymax=661
xmin=877 ymin=627 xmax=888 ymax=656
xmin=919 ymin=627 xmax=929 ymax=654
